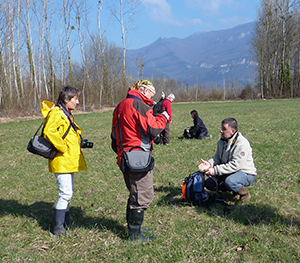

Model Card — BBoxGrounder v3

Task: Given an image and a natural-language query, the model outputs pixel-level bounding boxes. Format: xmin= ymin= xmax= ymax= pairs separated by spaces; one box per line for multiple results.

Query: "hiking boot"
xmin=232 ymin=192 xmax=240 ymax=201
xmin=237 ymin=185 xmax=251 ymax=202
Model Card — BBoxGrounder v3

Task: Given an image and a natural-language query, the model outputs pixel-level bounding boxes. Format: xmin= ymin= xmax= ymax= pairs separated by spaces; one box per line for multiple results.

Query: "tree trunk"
xmin=9 ymin=0 xmax=20 ymax=104
xmin=60 ymin=5 xmax=64 ymax=87
xmin=17 ymin=0 xmax=24 ymax=98
xmin=45 ymin=0 xmax=56 ymax=101
xmin=98 ymin=0 xmax=108 ymax=107
xmin=63 ymin=0 xmax=74 ymax=85
xmin=26 ymin=0 xmax=38 ymax=113
xmin=0 ymin=38 xmax=7 ymax=108
xmin=110 ymin=0 xmax=141 ymax=90
xmin=76 ymin=0 xmax=91 ymax=90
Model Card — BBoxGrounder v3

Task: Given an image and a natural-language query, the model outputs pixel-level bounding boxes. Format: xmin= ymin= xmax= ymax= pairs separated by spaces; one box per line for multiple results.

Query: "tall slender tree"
xmin=16 ymin=0 xmax=24 ymax=99
xmin=97 ymin=0 xmax=109 ymax=107
xmin=62 ymin=0 xmax=75 ymax=85
xmin=252 ymin=0 xmax=300 ymax=98
xmin=8 ymin=0 xmax=21 ymax=104
xmin=24 ymin=0 xmax=38 ymax=112
xmin=75 ymin=0 xmax=91 ymax=91
xmin=109 ymin=0 xmax=141 ymax=89
xmin=44 ymin=0 xmax=56 ymax=101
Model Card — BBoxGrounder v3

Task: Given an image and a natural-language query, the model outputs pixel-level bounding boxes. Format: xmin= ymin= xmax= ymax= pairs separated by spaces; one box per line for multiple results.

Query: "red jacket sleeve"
xmin=162 ymin=99 xmax=172 ymax=121
xmin=139 ymin=108 xmax=168 ymax=137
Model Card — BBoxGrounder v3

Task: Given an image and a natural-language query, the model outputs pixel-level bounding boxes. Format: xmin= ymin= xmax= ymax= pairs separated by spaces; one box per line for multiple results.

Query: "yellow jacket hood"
xmin=41 ymin=100 xmax=56 ymax=118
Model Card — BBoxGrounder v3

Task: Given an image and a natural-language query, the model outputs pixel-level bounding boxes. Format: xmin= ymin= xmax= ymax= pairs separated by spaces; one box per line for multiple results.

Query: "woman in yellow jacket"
xmin=41 ymin=86 xmax=87 ymax=235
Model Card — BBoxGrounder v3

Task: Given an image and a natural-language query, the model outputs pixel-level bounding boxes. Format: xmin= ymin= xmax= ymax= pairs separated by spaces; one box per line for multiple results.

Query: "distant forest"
xmin=0 ymin=0 xmax=299 ymax=116
xmin=252 ymin=0 xmax=300 ymax=99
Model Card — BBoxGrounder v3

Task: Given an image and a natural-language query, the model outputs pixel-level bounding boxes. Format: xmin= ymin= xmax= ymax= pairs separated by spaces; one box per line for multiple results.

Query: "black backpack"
xmin=152 ymin=98 xmax=164 ymax=116
xmin=182 ymin=171 xmax=219 ymax=206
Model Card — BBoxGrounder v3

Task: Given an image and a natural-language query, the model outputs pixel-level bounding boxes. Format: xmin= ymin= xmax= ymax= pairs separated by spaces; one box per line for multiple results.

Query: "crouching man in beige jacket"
xmin=198 ymin=117 xmax=256 ymax=202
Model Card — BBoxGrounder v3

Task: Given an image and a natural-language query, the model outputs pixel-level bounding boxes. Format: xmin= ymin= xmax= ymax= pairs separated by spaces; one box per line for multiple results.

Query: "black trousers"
xmin=184 ymin=128 xmax=207 ymax=139
xmin=160 ymin=122 xmax=170 ymax=144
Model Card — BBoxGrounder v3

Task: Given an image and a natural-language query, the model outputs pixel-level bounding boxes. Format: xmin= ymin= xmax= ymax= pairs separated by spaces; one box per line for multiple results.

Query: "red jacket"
xmin=162 ymin=98 xmax=172 ymax=121
xmin=112 ymin=89 xmax=168 ymax=164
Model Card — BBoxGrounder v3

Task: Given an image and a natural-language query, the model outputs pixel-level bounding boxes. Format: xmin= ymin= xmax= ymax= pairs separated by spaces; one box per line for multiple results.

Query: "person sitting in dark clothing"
xmin=183 ymin=110 xmax=211 ymax=139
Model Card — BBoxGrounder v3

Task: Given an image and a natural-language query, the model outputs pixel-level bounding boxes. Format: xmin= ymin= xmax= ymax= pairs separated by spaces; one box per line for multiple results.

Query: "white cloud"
xmin=189 ymin=18 xmax=203 ymax=25
xmin=186 ymin=0 xmax=235 ymax=15
xmin=142 ymin=0 xmax=183 ymax=26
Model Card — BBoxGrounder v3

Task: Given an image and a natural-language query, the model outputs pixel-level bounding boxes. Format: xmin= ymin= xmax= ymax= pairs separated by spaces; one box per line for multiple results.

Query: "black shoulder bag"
xmin=27 ymin=114 xmax=71 ymax=159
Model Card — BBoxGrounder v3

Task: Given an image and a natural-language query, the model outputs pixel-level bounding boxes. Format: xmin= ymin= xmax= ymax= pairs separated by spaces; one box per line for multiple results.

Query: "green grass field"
xmin=1 ymin=99 xmax=300 ymax=262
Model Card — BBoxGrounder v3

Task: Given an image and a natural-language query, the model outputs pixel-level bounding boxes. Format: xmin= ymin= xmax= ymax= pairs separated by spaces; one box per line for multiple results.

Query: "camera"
xmin=153 ymin=135 xmax=161 ymax=145
xmin=81 ymin=139 xmax=93 ymax=148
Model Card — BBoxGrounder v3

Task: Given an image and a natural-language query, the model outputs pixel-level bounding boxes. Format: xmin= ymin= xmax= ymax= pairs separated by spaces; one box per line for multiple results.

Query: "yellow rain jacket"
xmin=41 ymin=100 xmax=87 ymax=173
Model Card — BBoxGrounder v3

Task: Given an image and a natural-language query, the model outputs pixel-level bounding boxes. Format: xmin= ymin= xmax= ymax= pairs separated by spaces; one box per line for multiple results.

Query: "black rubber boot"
xmin=53 ymin=209 xmax=66 ymax=235
xmin=127 ymin=209 xmax=155 ymax=242
xmin=64 ymin=205 xmax=71 ymax=228
xmin=126 ymin=200 xmax=153 ymax=235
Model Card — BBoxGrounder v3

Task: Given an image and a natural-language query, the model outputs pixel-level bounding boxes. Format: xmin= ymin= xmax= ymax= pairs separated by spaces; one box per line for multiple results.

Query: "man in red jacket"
xmin=159 ymin=93 xmax=175 ymax=145
xmin=111 ymin=80 xmax=169 ymax=242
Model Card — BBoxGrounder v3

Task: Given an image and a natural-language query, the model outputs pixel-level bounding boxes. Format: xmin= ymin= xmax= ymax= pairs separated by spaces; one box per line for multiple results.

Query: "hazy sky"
xmin=95 ymin=0 xmax=261 ymax=50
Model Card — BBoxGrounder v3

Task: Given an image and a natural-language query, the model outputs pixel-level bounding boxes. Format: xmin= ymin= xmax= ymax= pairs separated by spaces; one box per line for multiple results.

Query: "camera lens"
xmin=81 ymin=139 xmax=93 ymax=148
xmin=86 ymin=142 xmax=93 ymax=148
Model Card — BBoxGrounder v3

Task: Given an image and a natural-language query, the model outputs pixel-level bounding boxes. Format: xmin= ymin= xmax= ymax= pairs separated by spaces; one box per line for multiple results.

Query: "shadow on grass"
xmin=154 ymin=186 xmax=300 ymax=227
xmin=0 ymin=199 xmax=126 ymax=238
xmin=154 ymin=185 xmax=184 ymax=206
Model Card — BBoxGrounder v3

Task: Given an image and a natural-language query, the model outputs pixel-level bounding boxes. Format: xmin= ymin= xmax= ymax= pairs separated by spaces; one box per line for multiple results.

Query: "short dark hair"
xmin=222 ymin=117 xmax=238 ymax=131
xmin=57 ymin=86 xmax=81 ymax=106
xmin=190 ymin=110 xmax=198 ymax=115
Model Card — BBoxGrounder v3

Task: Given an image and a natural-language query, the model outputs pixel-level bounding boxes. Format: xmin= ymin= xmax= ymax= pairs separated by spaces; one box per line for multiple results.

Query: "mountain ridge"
xmin=126 ymin=22 xmax=256 ymax=86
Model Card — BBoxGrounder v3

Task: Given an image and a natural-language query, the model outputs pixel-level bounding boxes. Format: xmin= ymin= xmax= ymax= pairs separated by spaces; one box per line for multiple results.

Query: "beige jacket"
xmin=208 ymin=132 xmax=256 ymax=176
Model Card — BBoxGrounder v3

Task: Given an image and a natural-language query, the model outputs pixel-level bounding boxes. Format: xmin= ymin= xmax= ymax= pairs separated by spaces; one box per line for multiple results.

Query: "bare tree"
xmin=0 ymin=1 xmax=13 ymax=104
xmin=75 ymin=0 xmax=91 ymax=92
xmin=106 ymin=41 xmax=124 ymax=104
xmin=24 ymin=0 xmax=38 ymax=112
xmin=0 ymin=36 xmax=7 ymax=108
xmin=85 ymin=0 xmax=112 ymax=107
xmin=60 ymin=4 xmax=65 ymax=86
xmin=109 ymin=0 xmax=141 ymax=89
xmin=97 ymin=0 xmax=109 ymax=107
xmin=135 ymin=56 xmax=144 ymax=79
xmin=252 ymin=0 xmax=300 ymax=98
xmin=291 ymin=1 xmax=300 ymax=97
xmin=16 ymin=0 xmax=24 ymax=99
xmin=274 ymin=0 xmax=296 ymax=96
xmin=8 ymin=0 xmax=21 ymax=104
xmin=62 ymin=0 xmax=75 ymax=85
xmin=44 ymin=0 xmax=56 ymax=101
xmin=32 ymin=0 xmax=49 ymax=98
xmin=0 ymin=0 xmax=8 ymax=108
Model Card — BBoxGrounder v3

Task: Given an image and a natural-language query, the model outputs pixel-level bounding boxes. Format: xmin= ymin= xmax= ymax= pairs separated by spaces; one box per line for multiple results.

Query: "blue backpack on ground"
xmin=182 ymin=171 xmax=219 ymax=206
